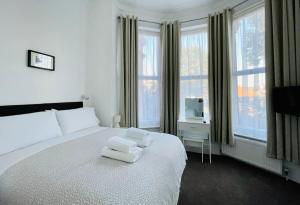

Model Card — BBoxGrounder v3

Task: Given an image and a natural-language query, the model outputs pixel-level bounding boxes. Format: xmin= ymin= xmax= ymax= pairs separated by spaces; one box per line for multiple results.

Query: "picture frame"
xmin=27 ymin=50 xmax=55 ymax=71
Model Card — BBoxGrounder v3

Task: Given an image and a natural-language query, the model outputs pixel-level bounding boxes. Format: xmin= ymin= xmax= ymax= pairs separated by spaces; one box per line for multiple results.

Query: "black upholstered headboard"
xmin=0 ymin=102 xmax=83 ymax=117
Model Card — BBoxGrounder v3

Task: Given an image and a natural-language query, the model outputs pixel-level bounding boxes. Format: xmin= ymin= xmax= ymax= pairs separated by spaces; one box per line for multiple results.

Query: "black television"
xmin=273 ymin=86 xmax=300 ymax=116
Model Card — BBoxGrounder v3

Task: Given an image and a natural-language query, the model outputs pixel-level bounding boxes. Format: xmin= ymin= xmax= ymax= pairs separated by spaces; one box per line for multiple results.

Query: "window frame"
xmin=180 ymin=23 xmax=209 ymax=120
xmin=137 ymin=27 xmax=161 ymax=129
xmin=231 ymin=3 xmax=267 ymax=142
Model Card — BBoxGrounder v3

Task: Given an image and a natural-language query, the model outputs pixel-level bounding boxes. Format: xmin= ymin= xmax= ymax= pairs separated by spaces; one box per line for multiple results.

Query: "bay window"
xmin=231 ymin=5 xmax=266 ymax=141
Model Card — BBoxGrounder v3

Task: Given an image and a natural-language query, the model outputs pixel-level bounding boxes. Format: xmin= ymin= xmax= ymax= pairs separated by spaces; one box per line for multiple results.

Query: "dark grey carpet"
xmin=178 ymin=152 xmax=300 ymax=205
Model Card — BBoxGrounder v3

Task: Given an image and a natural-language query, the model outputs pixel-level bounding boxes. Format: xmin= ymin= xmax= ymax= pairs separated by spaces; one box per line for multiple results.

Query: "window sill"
xmin=234 ymin=134 xmax=266 ymax=144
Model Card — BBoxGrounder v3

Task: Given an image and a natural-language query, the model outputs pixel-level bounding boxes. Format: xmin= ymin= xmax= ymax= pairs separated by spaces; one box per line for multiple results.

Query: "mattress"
xmin=0 ymin=127 xmax=187 ymax=205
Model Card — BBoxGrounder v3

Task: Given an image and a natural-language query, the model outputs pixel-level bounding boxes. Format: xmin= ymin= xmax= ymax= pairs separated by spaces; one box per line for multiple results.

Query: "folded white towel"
xmin=101 ymin=146 xmax=143 ymax=163
xmin=107 ymin=136 xmax=137 ymax=153
xmin=123 ymin=136 xmax=153 ymax=148
xmin=126 ymin=127 xmax=149 ymax=140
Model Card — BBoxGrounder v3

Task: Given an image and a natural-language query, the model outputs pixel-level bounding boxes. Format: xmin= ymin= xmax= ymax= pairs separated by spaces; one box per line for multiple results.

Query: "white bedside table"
xmin=177 ymin=119 xmax=211 ymax=163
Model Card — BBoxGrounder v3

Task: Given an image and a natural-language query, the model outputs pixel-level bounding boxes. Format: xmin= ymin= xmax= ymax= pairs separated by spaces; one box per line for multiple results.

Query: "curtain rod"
xmin=180 ymin=16 xmax=208 ymax=24
xmin=180 ymin=0 xmax=249 ymax=24
xmin=118 ymin=0 xmax=249 ymax=25
xmin=117 ymin=16 xmax=161 ymax=25
xmin=232 ymin=0 xmax=249 ymax=9
xmin=139 ymin=19 xmax=161 ymax=25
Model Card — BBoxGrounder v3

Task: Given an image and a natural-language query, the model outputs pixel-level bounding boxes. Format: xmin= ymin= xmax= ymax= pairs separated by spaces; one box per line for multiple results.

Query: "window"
xmin=231 ymin=5 xmax=266 ymax=141
xmin=138 ymin=29 xmax=161 ymax=128
xmin=180 ymin=25 xmax=209 ymax=120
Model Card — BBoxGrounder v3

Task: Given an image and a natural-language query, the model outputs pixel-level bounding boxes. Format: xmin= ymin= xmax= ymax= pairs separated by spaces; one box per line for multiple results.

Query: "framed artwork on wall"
xmin=27 ymin=50 xmax=55 ymax=71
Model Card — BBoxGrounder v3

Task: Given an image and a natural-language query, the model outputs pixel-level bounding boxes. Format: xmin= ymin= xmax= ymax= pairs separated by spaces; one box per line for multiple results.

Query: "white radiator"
xmin=222 ymin=137 xmax=283 ymax=175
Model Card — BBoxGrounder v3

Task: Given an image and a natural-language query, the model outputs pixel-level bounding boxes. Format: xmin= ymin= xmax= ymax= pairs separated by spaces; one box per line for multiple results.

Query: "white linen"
xmin=123 ymin=135 xmax=153 ymax=147
xmin=56 ymin=107 xmax=100 ymax=134
xmin=101 ymin=146 xmax=143 ymax=163
xmin=0 ymin=128 xmax=187 ymax=205
xmin=0 ymin=111 xmax=62 ymax=156
xmin=107 ymin=136 xmax=137 ymax=153
xmin=0 ymin=126 xmax=105 ymax=175
xmin=126 ymin=127 xmax=149 ymax=139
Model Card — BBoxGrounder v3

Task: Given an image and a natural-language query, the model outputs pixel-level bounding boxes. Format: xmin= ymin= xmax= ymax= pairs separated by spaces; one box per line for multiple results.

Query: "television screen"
xmin=273 ymin=86 xmax=300 ymax=116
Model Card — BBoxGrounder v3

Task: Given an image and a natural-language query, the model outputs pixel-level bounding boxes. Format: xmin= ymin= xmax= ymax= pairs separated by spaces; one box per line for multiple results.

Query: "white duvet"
xmin=0 ymin=127 xmax=187 ymax=205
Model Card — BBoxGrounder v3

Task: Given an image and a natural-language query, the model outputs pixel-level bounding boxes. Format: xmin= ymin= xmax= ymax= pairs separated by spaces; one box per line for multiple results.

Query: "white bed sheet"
xmin=0 ymin=126 xmax=107 ymax=175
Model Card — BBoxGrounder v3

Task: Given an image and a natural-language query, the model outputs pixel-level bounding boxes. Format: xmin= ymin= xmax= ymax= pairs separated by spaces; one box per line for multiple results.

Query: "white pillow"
xmin=0 ymin=111 xmax=62 ymax=155
xmin=55 ymin=107 xmax=100 ymax=134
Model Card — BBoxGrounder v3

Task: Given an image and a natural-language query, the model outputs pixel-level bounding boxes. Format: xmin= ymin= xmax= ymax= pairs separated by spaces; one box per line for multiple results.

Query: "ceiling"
xmin=117 ymin=0 xmax=224 ymax=13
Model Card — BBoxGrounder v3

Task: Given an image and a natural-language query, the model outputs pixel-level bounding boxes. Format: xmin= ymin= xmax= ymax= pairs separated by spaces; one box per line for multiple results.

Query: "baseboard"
xmin=221 ymin=137 xmax=282 ymax=175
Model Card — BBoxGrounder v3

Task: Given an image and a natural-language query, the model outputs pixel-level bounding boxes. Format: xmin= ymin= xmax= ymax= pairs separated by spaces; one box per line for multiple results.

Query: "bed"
xmin=0 ymin=102 xmax=187 ymax=205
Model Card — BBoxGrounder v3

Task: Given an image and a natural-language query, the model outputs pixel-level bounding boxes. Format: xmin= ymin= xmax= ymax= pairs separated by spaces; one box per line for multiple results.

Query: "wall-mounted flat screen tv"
xmin=273 ymin=86 xmax=300 ymax=116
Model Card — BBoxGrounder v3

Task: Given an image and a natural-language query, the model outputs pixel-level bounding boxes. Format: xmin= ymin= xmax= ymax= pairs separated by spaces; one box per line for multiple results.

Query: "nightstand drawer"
xmin=177 ymin=122 xmax=210 ymax=132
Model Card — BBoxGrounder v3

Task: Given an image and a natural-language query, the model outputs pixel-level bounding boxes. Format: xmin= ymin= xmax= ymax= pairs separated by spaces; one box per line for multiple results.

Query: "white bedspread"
xmin=0 ymin=128 xmax=186 ymax=205
xmin=0 ymin=126 xmax=106 ymax=175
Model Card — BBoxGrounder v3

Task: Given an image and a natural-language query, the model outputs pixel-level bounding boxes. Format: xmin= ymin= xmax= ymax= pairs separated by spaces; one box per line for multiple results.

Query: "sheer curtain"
xmin=180 ymin=25 xmax=209 ymax=120
xmin=231 ymin=6 xmax=266 ymax=141
xmin=138 ymin=30 xmax=161 ymax=128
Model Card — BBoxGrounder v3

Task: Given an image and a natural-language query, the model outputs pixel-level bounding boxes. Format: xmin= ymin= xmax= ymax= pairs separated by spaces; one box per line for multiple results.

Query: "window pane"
xmin=180 ymin=26 xmax=209 ymax=120
xmin=232 ymin=6 xmax=266 ymax=141
xmin=181 ymin=29 xmax=208 ymax=76
xmin=233 ymin=73 xmax=266 ymax=140
xmin=233 ymin=7 xmax=265 ymax=72
xmin=138 ymin=79 xmax=160 ymax=128
xmin=138 ymin=30 xmax=161 ymax=128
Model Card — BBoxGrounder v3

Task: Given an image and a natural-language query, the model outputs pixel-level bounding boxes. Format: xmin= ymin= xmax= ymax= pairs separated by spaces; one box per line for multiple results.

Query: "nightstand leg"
xmin=201 ymin=142 xmax=203 ymax=163
xmin=209 ymin=138 xmax=211 ymax=164
xmin=180 ymin=130 xmax=183 ymax=142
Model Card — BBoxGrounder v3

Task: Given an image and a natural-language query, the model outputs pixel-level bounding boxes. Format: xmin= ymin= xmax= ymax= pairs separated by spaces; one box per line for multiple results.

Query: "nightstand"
xmin=177 ymin=119 xmax=211 ymax=163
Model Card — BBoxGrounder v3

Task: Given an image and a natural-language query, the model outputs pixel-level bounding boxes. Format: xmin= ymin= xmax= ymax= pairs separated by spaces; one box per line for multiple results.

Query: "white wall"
xmin=85 ymin=0 xmax=118 ymax=127
xmin=222 ymin=137 xmax=283 ymax=175
xmin=0 ymin=0 xmax=87 ymax=106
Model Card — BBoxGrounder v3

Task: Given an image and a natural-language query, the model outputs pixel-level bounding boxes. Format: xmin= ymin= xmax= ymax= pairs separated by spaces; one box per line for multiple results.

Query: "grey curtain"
xmin=160 ymin=21 xmax=181 ymax=135
xmin=266 ymin=0 xmax=300 ymax=163
xmin=208 ymin=9 xmax=233 ymax=145
xmin=119 ymin=16 xmax=138 ymax=128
